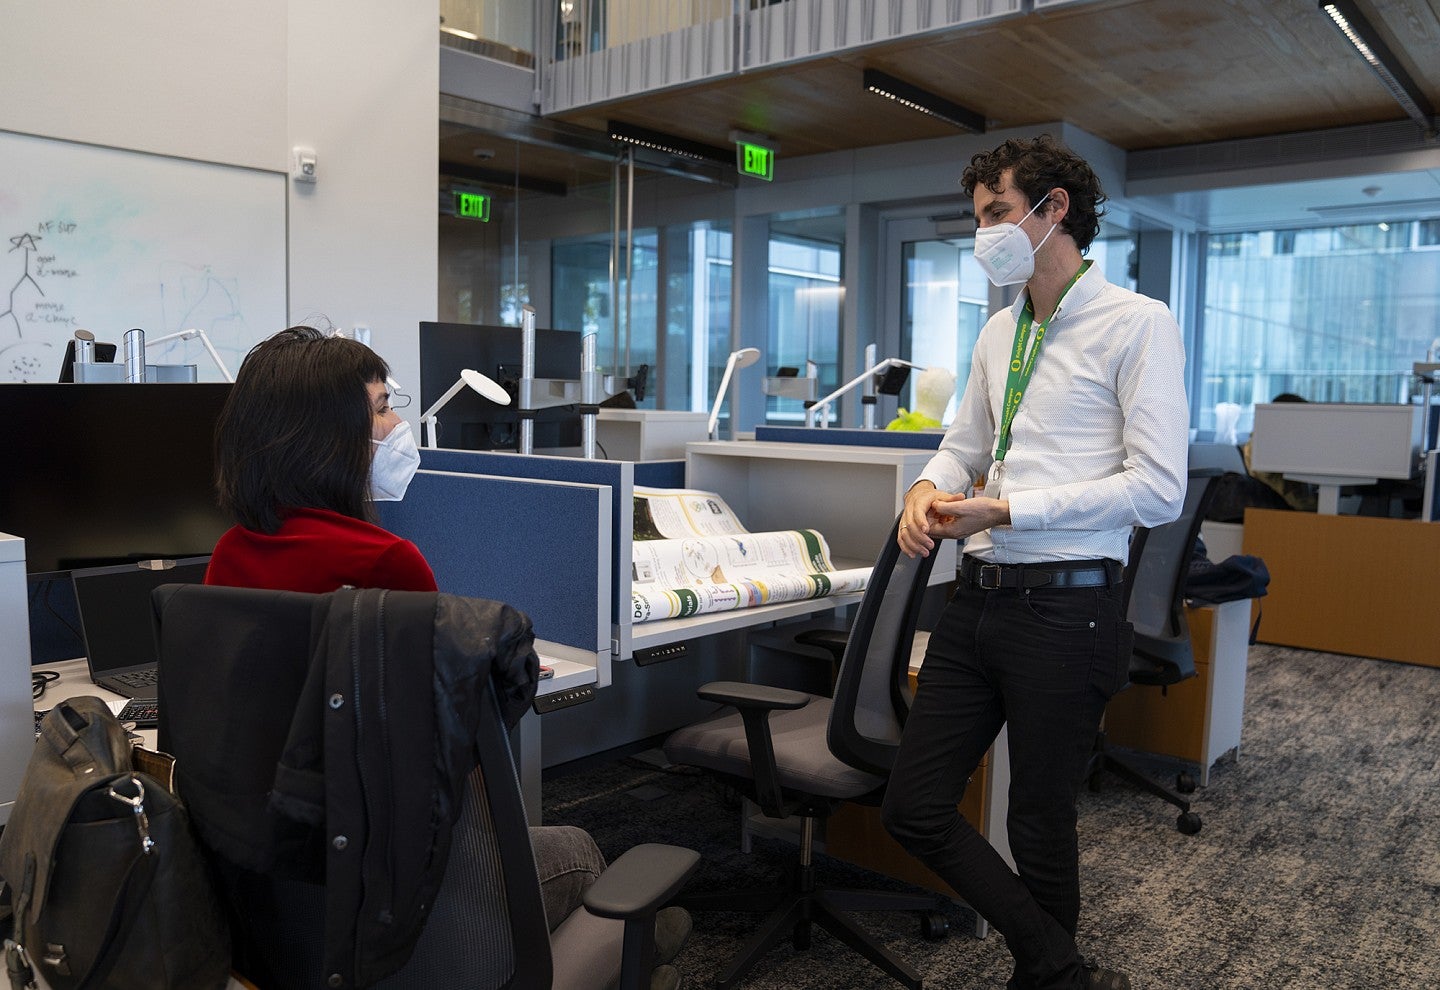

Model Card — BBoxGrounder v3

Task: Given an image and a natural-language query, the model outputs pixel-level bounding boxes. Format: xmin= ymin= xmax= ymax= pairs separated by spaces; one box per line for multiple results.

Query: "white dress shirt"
xmin=918 ymin=262 xmax=1189 ymax=564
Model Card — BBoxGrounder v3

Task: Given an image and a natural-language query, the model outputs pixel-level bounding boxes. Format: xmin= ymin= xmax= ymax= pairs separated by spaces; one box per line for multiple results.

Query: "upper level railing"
xmin=540 ymin=0 xmax=1038 ymax=116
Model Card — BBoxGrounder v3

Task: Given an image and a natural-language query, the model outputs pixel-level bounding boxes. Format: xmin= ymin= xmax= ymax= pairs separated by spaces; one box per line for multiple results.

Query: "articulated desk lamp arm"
xmin=708 ymin=347 xmax=762 ymax=440
xmin=420 ymin=369 xmax=511 ymax=449
xmin=134 ymin=328 xmax=236 ymax=382
xmin=805 ymin=353 xmax=922 ymax=429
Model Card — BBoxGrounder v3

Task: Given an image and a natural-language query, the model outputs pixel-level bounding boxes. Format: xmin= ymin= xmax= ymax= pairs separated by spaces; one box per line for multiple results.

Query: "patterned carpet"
xmin=541 ymin=645 xmax=1440 ymax=990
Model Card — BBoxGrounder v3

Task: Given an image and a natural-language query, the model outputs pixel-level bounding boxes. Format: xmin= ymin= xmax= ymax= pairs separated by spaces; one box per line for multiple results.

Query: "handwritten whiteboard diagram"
xmin=0 ymin=130 xmax=286 ymax=382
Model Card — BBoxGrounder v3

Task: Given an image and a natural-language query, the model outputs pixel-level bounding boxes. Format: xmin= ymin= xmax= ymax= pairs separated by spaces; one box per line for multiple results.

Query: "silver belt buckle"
xmin=978 ymin=563 xmax=1004 ymax=590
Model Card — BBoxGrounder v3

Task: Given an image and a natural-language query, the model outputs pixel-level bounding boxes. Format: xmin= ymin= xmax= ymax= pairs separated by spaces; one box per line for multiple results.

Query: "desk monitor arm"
xmin=805 ymin=348 xmax=922 ymax=429
xmin=515 ymin=307 xmax=642 ymax=457
xmin=145 ymin=328 xmax=235 ymax=382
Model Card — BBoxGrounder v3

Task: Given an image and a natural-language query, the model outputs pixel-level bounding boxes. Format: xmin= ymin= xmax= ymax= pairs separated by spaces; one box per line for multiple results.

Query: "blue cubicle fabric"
xmin=417 ymin=450 xmax=631 ymax=628
xmin=634 ymin=459 xmax=685 ymax=489
xmin=379 ymin=470 xmax=606 ymax=654
xmin=753 ymin=426 xmax=943 ymax=450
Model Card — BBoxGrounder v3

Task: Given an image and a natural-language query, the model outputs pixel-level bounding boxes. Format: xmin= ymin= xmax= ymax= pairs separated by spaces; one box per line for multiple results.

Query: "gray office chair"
xmin=663 ymin=517 xmax=949 ymax=990
xmin=1086 ymin=468 xmax=1222 ymax=835
xmin=152 ymin=584 xmax=698 ymax=990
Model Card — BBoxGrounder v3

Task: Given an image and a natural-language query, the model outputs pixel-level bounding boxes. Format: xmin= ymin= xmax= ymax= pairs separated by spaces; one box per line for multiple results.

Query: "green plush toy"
xmin=884 ymin=366 xmax=956 ymax=431
xmin=886 ymin=408 xmax=941 ymax=431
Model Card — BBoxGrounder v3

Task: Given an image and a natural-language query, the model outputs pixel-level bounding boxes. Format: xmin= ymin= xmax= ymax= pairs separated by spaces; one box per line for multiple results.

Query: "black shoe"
xmin=1081 ymin=960 xmax=1131 ymax=990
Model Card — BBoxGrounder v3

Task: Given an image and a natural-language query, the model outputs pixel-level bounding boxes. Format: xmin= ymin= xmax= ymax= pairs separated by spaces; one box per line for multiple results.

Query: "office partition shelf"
xmin=535 ymin=641 xmax=599 ymax=695
xmin=627 ymin=590 xmax=865 ymax=653
xmin=683 ymin=439 xmax=957 ymax=584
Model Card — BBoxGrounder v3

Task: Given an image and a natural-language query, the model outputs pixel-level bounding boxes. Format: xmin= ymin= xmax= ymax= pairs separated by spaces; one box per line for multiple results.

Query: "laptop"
xmin=71 ymin=557 xmax=211 ymax=698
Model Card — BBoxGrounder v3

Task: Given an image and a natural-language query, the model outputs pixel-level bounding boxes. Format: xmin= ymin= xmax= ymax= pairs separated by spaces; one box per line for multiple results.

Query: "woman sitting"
xmin=205 ymin=326 xmax=688 ymax=988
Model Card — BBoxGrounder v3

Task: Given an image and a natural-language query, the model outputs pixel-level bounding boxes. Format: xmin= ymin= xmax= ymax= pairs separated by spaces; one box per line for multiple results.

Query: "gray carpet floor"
xmin=541 ymin=645 xmax=1440 ymax=989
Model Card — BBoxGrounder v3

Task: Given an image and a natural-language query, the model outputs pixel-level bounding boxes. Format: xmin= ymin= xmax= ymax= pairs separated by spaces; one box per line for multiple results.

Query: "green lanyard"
xmin=994 ymin=261 xmax=1089 ymax=463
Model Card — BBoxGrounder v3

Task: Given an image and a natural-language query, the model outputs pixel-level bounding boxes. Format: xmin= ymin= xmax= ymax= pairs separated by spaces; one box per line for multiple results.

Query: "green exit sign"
xmin=737 ymin=142 xmax=775 ymax=181
xmin=453 ymin=190 xmax=491 ymax=221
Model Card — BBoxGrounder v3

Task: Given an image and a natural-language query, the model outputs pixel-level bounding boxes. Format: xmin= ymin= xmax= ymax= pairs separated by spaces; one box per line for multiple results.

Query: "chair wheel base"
xmin=1176 ymin=771 xmax=1197 ymax=794
xmin=919 ymin=910 xmax=949 ymax=941
xmin=1177 ymin=811 xmax=1202 ymax=834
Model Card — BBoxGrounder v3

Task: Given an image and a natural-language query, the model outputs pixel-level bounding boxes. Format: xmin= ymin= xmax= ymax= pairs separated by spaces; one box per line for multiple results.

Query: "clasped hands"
xmin=898 ymin=480 xmax=1010 ymax=559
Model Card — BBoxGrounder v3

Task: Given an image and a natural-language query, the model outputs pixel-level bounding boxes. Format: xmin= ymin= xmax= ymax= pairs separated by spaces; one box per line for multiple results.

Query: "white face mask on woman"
xmin=973 ymin=195 xmax=1058 ymax=287
xmin=368 ymin=420 xmax=421 ymax=501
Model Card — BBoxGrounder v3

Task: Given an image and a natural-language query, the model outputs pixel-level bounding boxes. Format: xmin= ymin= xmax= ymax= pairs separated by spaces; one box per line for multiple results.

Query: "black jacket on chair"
xmin=154 ymin=586 xmax=539 ymax=988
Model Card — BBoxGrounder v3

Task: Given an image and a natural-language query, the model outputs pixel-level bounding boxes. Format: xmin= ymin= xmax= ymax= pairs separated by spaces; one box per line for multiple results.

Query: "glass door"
xmin=882 ymin=216 xmax=993 ymax=425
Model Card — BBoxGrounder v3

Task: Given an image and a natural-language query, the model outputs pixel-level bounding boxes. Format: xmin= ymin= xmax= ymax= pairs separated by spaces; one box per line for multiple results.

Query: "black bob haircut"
xmin=214 ymin=326 xmax=391 ymax=534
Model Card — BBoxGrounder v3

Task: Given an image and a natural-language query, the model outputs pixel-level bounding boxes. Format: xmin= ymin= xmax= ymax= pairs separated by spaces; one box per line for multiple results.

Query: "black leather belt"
xmin=959 ymin=555 xmax=1121 ymax=591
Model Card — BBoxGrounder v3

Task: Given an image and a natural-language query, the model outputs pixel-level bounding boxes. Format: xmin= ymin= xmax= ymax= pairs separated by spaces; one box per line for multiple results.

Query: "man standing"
xmin=881 ymin=135 xmax=1188 ymax=990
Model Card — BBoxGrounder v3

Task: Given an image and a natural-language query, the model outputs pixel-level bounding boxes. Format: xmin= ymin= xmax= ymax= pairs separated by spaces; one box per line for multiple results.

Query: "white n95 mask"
xmin=973 ymin=195 xmax=1058 ymax=287
xmin=369 ymin=420 xmax=421 ymax=501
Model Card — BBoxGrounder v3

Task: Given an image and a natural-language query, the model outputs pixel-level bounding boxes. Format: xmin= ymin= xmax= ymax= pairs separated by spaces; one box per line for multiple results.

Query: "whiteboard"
xmin=0 ymin=130 xmax=287 ymax=382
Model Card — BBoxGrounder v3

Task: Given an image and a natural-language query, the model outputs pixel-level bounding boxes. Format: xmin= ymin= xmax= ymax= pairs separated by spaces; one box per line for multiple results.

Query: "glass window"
xmin=668 ymin=224 xmax=732 ymax=414
xmin=767 ymin=217 xmax=843 ymax=423
xmin=554 ymin=222 xmax=732 ymax=414
xmin=1198 ymin=219 xmax=1440 ymax=436
xmin=440 ymin=0 xmax=534 ymax=64
xmin=902 ymin=238 xmax=988 ymax=423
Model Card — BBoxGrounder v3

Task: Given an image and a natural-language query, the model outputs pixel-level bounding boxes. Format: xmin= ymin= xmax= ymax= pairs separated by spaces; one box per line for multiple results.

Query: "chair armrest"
xmin=694 ymin=682 xmax=812 ymax=819
xmin=583 ymin=843 xmax=701 ymax=920
xmin=584 ymin=844 xmax=700 ymax=990
xmin=696 ymin=680 xmax=810 ymax=711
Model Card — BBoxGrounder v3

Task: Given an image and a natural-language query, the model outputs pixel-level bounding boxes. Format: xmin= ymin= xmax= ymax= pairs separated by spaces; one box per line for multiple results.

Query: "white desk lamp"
xmin=708 ymin=347 xmax=761 ymax=440
xmin=143 ymin=328 xmax=235 ymax=382
xmin=805 ymin=353 xmax=923 ymax=428
xmin=420 ymin=369 xmax=510 ymax=448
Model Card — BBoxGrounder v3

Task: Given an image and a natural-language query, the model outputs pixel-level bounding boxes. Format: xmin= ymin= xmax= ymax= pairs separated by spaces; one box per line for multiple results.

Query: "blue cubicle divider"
xmin=379 ymin=469 xmax=609 ymax=655
xmin=417 ymin=449 xmax=631 ymax=627
xmin=754 ymin=426 xmax=943 ymax=450
xmin=634 ymin=459 xmax=685 ymax=489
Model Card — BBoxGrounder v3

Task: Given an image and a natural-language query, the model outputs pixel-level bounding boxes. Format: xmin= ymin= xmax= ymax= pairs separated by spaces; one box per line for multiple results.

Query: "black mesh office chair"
xmin=153 ymin=584 xmax=698 ymax=990
xmin=1087 ymin=468 xmax=1222 ymax=835
xmin=663 ymin=518 xmax=949 ymax=990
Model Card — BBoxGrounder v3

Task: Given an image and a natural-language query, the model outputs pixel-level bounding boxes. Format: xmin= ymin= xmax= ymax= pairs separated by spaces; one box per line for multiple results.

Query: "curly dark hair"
xmin=214 ymin=327 xmax=390 ymax=533
xmin=960 ymin=134 xmax=1107 ymax=252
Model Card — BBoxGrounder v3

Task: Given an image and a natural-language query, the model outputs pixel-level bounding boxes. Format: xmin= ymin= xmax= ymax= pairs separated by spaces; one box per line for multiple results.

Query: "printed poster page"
xmin=630 ymin=489 xmax=871 ymax=622
xmin=633 ymin=486 xmax=749 ymax=540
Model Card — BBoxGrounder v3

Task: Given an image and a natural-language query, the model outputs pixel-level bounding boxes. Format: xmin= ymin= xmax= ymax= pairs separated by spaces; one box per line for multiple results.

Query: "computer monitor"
xmin=2 ymin=383 xmax=233 ymax=662
xmin=1 ymin=383 xmax=233 ymax=574
xmin=419 ymin=321 xmax=583 ymax=451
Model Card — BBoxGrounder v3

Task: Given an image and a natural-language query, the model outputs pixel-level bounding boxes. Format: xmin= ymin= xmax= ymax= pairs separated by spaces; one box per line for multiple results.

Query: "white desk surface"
xmin=32 ymin=656 xmax=157 ymax=750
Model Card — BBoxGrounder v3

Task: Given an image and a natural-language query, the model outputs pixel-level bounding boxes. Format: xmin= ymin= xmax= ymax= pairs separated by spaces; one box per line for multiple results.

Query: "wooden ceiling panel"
xmin=452 ymin=0 xmax=1440 ymax=195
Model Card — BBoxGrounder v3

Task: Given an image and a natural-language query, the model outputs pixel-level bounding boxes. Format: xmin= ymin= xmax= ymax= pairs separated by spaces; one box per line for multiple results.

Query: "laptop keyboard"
xmin=110 ymin=668 xmax=159 ymax=691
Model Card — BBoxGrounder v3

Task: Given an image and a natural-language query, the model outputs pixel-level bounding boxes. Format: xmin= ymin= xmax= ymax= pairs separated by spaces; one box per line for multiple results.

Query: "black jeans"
xmin=881 ymin=573 xmax=1131 ymax=990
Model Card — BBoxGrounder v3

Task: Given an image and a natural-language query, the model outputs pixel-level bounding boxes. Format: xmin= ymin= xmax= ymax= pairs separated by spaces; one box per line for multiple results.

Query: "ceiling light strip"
xmin=862 ymin=69 xmax=985 ymax=134
xmin=1319 ymin=1 xmax=1435 ymax=131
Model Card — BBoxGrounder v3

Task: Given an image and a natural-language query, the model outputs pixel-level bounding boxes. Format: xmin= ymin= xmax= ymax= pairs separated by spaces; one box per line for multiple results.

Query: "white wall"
xmin=286 ymin=2 xmax=438 ymax=404
xmin=0 ymin=0 xmax=437 ymax=418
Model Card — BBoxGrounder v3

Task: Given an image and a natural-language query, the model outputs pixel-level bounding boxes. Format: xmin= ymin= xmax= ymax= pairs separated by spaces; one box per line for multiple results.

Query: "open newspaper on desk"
xmin=630 ymin=486 xmax=871 ymax=623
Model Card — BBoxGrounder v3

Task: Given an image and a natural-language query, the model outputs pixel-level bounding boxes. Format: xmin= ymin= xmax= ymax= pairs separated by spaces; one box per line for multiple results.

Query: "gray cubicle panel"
xmin=1248 ymin=403 xmax=1423 ymax=480
xmin=379 ymin=470 xmax=611 ymax=691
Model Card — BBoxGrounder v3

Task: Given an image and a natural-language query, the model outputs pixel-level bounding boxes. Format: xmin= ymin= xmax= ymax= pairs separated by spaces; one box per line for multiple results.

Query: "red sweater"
xmin=205 ymin=507 xmax=437 ymax=593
